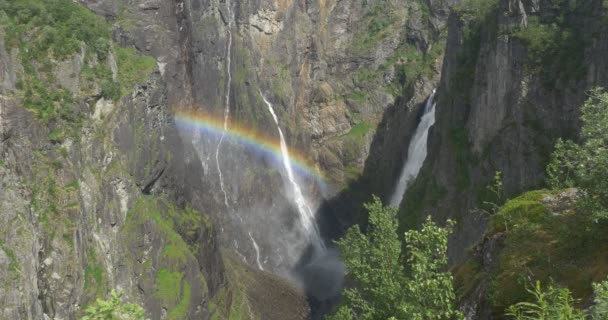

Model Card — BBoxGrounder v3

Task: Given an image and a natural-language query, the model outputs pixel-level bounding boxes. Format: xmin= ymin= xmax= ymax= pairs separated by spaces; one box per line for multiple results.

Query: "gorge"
xmin=1 ymin=0 xmax=608 ymax=319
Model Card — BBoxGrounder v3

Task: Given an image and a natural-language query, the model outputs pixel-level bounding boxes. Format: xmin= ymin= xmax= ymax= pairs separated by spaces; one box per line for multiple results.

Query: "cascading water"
xmin=215 ymin=0 xmax=233 ymax=209
xmin=389 ymin=90 xmax=437 ymax=207
xmin=249 ymin=232 xmax=264 ymax=271
xmin=210 ymin=1 xmax=265 ymax=271
xmin=259 ymin=91 xmax=327 ymax=256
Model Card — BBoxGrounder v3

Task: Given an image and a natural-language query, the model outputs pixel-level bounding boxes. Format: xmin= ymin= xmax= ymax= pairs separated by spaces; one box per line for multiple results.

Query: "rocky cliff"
xmin=4 ymin=0 xmax=607 ymax=319
xmin=392 ymin=0 xmax=608 ymax=263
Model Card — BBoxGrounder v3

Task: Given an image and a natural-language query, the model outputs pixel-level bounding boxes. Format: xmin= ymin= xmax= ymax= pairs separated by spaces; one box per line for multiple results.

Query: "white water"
xmin=248 ymin=232 xmax=264 ymax=270
xmin=260 ymin=91 xmax=327 ymax=255
xmin=389 ymin=90 xmax=437 ymax=207
xmin=215 ymin=0 xmax=233 ymax=209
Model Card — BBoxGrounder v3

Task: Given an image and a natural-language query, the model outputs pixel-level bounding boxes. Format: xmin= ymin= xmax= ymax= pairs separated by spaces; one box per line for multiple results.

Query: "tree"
xmin=547 ymin=88 xmax=608 ymax=221
xmin=81 ymin=290 xmax=146 ymax=320
xmin=326 ymin=196 xmax=462 ymax=320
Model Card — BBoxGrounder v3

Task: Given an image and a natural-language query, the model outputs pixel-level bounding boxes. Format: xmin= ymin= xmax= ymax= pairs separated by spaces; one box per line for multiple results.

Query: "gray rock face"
xmin=76 ymin=0 xmax=457 ymax=278
xmin=0 ymin=30 xmax=223 ymax=318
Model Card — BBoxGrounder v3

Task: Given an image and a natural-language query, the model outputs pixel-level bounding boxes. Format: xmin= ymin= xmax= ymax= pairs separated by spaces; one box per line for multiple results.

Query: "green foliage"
xmin=155 ymin=269 xmax=183 ymax=306
xmin=450 ymin=0 xmax=498 ymax=101
xmin=123 ymin=198 xmax=201 ymax=319
xmin=0 ymin=241 xmax=20 ymax=277
xmin=478 ymin=190 xmax=608 ymax=315
xmin=344 ymin=123 xmax=375 ymax=142
xmin=0 ymin=0 xmax=111 ymax=60
xmin=592 ymin=279 xmax=608 ymax=319
xmin=510 ymin=2 xmax=586 ymax=84
xmin=506 ymin=281 xmax=584 ymax=320
xmin=327 ymin=196 xmax=462 ymax=320
xmin=49 ymin=129 xmax=65 ymax=143
xmin=81 ymin=290 xmax=145 ymax=320
xmin=478 ymin=171 xmax=504 ymax=214
xmin=505 ymin=278 xmax=608 ymax=320
xmin=454 ymin=0 xmax=499 ymax=23
xmin=352 ymin=1 xmax=398 ymax=50
xmin=547 ymin=88 xmax=608 ymax=221
xmin=116 ymin=47 xmax=156 ymax=96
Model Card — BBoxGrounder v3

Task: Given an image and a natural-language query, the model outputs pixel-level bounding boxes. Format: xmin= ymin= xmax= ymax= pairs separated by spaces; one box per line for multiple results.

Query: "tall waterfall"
xmin=260 ymin=91 xmax=327 ymax=256
xmin=389 ymin=90 xmax=437 ymax=207
xmin=214 ymin=0 xmax=233 ymax=209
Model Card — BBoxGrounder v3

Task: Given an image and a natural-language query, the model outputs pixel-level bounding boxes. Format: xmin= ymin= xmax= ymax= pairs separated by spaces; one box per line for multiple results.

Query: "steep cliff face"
xmin=87 ymin=0 xmax=458 ymax=273
xmin=0 ymin=39 xmax=220 ymax=319
xmin=0 ymin=0 xmax=455 ymax=318
xmin=397 ymin=0 xmax=608 ymax=264
xmin=0 ymin=1 xmax=313 ymax=318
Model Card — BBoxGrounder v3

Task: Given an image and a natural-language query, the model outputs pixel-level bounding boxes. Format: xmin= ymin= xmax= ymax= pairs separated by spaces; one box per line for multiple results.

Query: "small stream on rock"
xmin=215 ymin=0 xmax=233 ymax=210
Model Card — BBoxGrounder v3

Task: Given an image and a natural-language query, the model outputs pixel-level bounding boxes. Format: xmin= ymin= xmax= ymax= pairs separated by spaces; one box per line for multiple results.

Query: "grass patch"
xmin=84 ymin=247 xmax=105 ymax=298
xmin=344 ymin=123 xmax=374 ymax=142
xmin=48 ymin=129 xmax=65 ymax=143
xmin=0 ymin=240 xmax=20 ymax=277
xmin=116 ymin=47 xmax=156 ymax=96
xmin=154 ymin=268 xmax=191 ymax=319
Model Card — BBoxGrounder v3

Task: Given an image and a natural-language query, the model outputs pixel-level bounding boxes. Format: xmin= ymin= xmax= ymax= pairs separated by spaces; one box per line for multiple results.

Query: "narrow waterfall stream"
xmin=389 ymin=90 xmax=437 ymax=207
xmin=260 ymin=91 xmax=327 ymax=256
xmin=214 ymin=0 xmax=233 ymax=209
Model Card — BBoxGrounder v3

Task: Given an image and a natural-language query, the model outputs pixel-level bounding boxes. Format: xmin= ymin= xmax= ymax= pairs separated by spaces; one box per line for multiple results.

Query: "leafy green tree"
xmin=81 ymin=290 xmax=146 ymax=320
xmin=327 ymin=196 xmax=462 ymax=320
xmin=547 ymin=88 xmax=608 ymax=221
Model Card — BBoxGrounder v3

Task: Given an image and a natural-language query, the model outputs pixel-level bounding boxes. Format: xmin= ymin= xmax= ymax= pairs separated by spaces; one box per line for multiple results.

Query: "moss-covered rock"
xmin=455 ymin=189 xmax=608 ymax=318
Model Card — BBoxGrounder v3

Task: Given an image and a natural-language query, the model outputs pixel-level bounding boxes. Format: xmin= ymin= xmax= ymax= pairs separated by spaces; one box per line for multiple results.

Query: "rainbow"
xmin=174 ymin=109 xmax=328 ymax=186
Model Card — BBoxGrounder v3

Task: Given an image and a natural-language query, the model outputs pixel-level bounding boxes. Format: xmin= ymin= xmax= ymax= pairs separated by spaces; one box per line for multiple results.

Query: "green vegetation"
xmin=344 ymin=123 xmax=374 ymax=142
xmin=352 ymin=1 xmax=399 ymax=50
xmin=548 ymin=89 xmax=608 ymax=221
xmin=469 ymin=189 xmax=608 ymax=315
xmin=455 ymin=89 xmax=608 ymax=317
xmin=115 ymin=47 xmax=156 ymax=96
xmin=209 ymin=253 xmax=255 ymax=320
xmin=0 ymin=0 xmax=155 ymax=125
xmin=400 ymin=172 xmax=447 ymax=231
xmin=506 ymin=279 xmax=608 ymax=320
xmin=0 ymin=240 xmax=20 ymax=277
xmin=451 ymin=0 xmax=499 ymax=99
xmin=123 ymin=197 xmax=200 ymax=319
xmin=84 ymin=247 xmax=106 ymax=299
xmin=49 ymin=129 xmax=65 ymax=144
xmin=154 ymin=269 xmax=184 ymax=306
xmin=506 ymin=281 xmax=585 ymax=320
xmin=327 ymin=197 xmax=462 ymax=320
xmin=0 ymin=0 xmax=111 ymax=59
xmin=512 ymin=12 xmax=586 ymax=84
xmin=82 ymin=290 xmax=145 ymax=320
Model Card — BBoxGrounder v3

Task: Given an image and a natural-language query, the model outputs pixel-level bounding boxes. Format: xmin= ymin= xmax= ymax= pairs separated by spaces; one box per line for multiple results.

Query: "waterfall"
xmin=389 ymin=90 xmax=437 ymax=207
xmin=214 ymin=0 xmax=233 ymax=209
xmin=259 ymin=91 xmax=327 ymax=255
